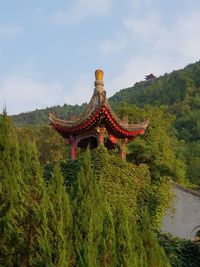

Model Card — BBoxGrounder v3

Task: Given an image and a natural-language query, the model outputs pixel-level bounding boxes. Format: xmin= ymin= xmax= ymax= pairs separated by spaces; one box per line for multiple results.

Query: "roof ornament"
xmin=93 ymin=69 xmax=106 ymax=106
xmin=94 ymin=69 xmax=104 ymax=94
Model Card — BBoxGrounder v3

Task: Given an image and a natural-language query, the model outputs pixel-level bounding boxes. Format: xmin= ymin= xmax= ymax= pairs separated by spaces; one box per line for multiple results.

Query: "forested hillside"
xmin=110 ymin=60 xmax=200 ymax=144
xmin=11 ymin=61 xmax=200 ymax=129
xmin=11 ymin=103 xmax=87 ymax=127
xmin=9 ymin=60 xmax=200 ymax=187
xmin=109 ymin=61 xmax=200 ymax=187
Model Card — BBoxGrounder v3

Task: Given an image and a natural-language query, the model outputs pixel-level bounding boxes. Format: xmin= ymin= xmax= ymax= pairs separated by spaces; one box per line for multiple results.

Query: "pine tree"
xmin=99 ymin=204 xmax=117 ymax=267
xmin=0 ymin=110 xmax=21 ymax=199
xmin=47 ymin=164 xmax=73 ymax=267
xmin=129 ymin=222 xmax=148 ymax=267
xmin=140 ymin=212 xmax=171 ymax=267
xmin=0 ymin=110 xmax=22 ymax=266
xmin=14 ymin=140 xmax=52 ymax=266
xmin=72 ymin=150 xmax=103 ymax=267
xmin=114 ymin=204 xmax=138 ymax=267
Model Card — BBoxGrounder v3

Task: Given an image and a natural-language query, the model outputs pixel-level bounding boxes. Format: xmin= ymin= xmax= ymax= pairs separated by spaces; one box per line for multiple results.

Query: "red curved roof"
xmin=49 ymin=105 xmax=148 ymax=139
xmin=49 ymin=75 xmax=149 ymax=140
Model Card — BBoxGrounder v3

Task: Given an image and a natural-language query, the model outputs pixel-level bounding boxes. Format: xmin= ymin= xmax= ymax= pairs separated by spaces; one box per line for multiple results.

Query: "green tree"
xmin=47 ymin=164 xmax=74 ymax=267
xmin=99 ymin=204 xmax=117 ymax=267
xmin=114 ymin=204 xmax=137 ymax=267
xmin=0 ymin=110 xmax=22 ymax=266
xmin=140 ymin=212 xmax=171 ymax=267
xmin=17 ymin=125 xmax=67 ymax=165
xmin=158 ymin=232 xmax=200 ymax=267
xmin=15 ymin=140 xmax=52 ymax=266
xmin=72 ymin=150 xmax=104 ymax=267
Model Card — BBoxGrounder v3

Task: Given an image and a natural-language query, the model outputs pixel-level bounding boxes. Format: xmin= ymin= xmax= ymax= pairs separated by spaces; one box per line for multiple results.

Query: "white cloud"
xmin=129 ymin=0 xmax=152 ymax=9
xmin=100 ymin=35 xmax=127 ymax=56
xmin=107 ymin=55 xmax=172 ymax=95
xmin=0 ymin=73 xmax=97 ymax=115
xmin=0 ymin=75 xmax=64 ymax=115
xmin=123 ymin=11 xmax=165 ymax=39
xmin=104 ymin=8 xmax=200 ymax=94
xmin=52 ymin=0 xmax=113 ymax=24
xmin=63 ymin=74 xmax=92 ymax=105
xmin=173 ymin=12 xmax=200 ymax=61
xmin=122 ymin=9 xmax=200 ymax=62
xmin=0 ymin=25 xmax=23 ymax=37
xmin=141 ymin=11 xmax=200 ymax=63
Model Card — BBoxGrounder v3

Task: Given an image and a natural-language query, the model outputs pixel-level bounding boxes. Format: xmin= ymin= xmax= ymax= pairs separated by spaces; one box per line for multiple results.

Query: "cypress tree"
xmin=114 ymin=204 xmax=138 ymax=267
xmin=99 ymin=204 xmax=117 ymax=267
xmin=72 ymin=150 xmax=103 ymax=267
xmin=0 ymin=110 xmax=21 ymax=200
xmin=0 ymin=111 xmax=22 ymax=266
xmin=15 ymin=140 xmax=52 ymax=266
xmin=47 ymin=164 xmax=73 ymax=267
xmin=140 ymin=212 xmax=171 ymax=267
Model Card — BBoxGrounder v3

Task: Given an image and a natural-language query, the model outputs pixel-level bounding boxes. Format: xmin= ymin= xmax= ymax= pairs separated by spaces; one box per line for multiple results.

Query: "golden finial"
xmin=95 ymin=69 xmax=104 ymax=81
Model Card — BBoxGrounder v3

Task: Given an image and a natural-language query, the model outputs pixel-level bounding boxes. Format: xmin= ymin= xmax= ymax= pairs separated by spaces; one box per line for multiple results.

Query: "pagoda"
xmin=145 ymin=73 xmax=156 ymax=80
xmin=49 ymin=70 xmax=149 ymax=160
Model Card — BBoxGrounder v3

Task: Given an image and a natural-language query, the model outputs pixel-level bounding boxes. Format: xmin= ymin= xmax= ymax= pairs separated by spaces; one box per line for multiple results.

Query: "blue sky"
xmin=1 ymin=0 xmax=200 ymax=115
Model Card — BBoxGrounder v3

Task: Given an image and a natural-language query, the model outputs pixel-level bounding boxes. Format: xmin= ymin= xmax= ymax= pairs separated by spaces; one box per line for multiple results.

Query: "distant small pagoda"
xmin=49 ymin=70 xmax=149 ymax=160
xmin=145 ymin=73 xmax=156 ymax=80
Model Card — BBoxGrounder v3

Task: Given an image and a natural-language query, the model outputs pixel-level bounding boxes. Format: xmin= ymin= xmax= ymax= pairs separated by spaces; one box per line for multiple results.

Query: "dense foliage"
xmin=109 ymin=61 xmax=200 ymax=186
xmin=0 ymin=112 xmax=172 ymax=266
xmin=11 ymin=103 xmax=86 ymax=127
xmin=17 ymin=125 xmax=67 ymax=165
xmin=10 ymin=61 xmax=200 ymax=187
xmin=158 ymin=232 xmax=200 ymax=267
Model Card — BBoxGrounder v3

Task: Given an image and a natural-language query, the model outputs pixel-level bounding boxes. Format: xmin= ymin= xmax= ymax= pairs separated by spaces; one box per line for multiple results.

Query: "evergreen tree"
xmin=129 ymin=223 xmax=148 ymax=267
xmin=0 ymin=110 xmax=21 ymax=201
xmin=72 ymin=150 xmax=104 ymax=267
xmin=99 ymin=204 xmax=117 ymax=267
xmin=47 ymin=164 xmax=73 ymax=267
xmin=15 ymin=140 xmax=52 ymax=266
xmin=114 ymin=204 xmax=137 ymax=267
xmin=0 ymin=110 xmax=22 ymax=266
xmin=140 ymin=212 xmax=171 ymax=267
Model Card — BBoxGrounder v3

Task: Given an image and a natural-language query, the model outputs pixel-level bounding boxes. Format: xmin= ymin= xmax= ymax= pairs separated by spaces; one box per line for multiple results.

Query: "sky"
xmin=1 ymin=0 xmax=200 ymax=115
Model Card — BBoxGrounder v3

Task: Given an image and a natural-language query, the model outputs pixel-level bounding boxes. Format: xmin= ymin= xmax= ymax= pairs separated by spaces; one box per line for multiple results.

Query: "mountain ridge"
xmin=10 ymin=60 xmax=200 ymax=127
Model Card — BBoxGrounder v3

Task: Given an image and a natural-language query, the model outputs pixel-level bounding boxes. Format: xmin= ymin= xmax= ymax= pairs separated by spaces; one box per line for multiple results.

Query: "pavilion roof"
xmin=49 ymin=70 xmax=149 ymax=139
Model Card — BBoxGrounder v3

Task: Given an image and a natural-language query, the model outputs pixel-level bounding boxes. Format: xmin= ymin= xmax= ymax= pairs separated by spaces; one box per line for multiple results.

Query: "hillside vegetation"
xmin=0 ymin=112 xmax=172 ymax=267
xmin=110 ymin=61 xmax=200 ymax=187
xmin=10 ymin=60 xmax=200 ymax=187
xmin=11 ymin=103 xmax=87 ymax=127
xmin=1 ymin=59 xmax=200 ymax=265
xmin=110 ymin=60 xmax=200 ymax=144
xmin=1 ymin=108 xmax=200 ymax=266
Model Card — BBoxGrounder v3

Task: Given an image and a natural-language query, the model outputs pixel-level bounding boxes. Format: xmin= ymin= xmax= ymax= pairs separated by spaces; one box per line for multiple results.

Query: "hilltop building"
xmin=49 ymin=70 xmax=148 ymax=160
xmin=145 ymin=73 xmax=156 ymax=80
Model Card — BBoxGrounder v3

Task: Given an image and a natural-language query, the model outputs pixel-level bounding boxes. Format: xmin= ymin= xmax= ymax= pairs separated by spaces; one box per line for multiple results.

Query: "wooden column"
xmin=71 ymin=136 xmax=76 ymax=160
xmin=121 ymin=138 xmax=131 ymax=160
xmin=121 ymin=142 xmax=126 ymax=160
xmin=97 ymin=127 xmax=106 ymax=146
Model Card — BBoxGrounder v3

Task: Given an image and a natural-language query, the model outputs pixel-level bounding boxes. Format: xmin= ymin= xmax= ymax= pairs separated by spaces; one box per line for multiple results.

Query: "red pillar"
xmin=97 ymin=127 xmax=106 ymax=146
xmin=121 ymin=142 xmax=126 ymax=160
xmin=71 ymin=136 xmax=76 ymax=160
xmin=99 ymin=130 xmax=104 ymax=145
